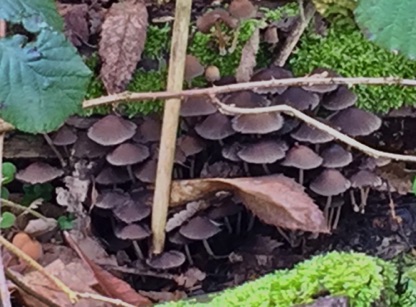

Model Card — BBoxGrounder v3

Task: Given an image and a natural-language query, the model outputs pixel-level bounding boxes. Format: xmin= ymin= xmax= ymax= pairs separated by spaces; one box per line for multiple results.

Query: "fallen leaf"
xmin=375 ymin=162 xmax=413 ymax=195
xmin=24 ymin=217 xmax=58 ymax=236
xmin=165 ymin=200 xmax=210 ymax=232
xmin=57 ymin=3 xmax=89 ymax=47
xmin=56 ymin=172 xmax=90 ymax=216
xmin=174 ymin=267 xmax=206 ymax=289
xmin=99 ymin=0 xmax=148 ymax=94
xmin=235 ymin=27 xmax=260 ymax=82
xmin=139 ymin=290 xmax=186 ymax=303
xmin=64 ymin=232 xmax=152 ymax=306
xmin=171 ymin=175 xmax=329 ymax=233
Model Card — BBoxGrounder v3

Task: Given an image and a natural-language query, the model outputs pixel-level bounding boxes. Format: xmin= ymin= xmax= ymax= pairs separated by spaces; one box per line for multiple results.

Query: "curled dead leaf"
xmin=171 ymin=175 xmax=329 ymax=233
xmin=99 ymin=0 xmax=148 ymax=94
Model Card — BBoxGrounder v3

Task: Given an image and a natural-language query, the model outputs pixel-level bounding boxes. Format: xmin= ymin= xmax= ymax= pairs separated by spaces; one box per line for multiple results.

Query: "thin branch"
xmin=151 ymin=0 xmax=193 ymax=254
xmin=274 ymin=1 xmax=316 ymax=66
xmin=209 ymin=95 xmax=416 ymax=163
xmin=83 ymin=76 xmax=416 ymax=109
xmin=1 ymin=198 xmax=49 ymax=221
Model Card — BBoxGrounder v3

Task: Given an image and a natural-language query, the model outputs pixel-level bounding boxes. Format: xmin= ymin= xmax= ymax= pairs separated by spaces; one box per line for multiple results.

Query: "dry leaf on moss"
xmin=235 ymin=27 xmax=259 ymax=82
xmin=171 ymin=175 xmax=329 ymax=233
xmin=99 ymin=0 xmax=148 ymax=94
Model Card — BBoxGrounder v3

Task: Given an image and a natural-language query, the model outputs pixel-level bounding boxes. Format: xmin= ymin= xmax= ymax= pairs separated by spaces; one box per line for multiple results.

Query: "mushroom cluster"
xmin=16 ymin=65 xmax=386 ymax=271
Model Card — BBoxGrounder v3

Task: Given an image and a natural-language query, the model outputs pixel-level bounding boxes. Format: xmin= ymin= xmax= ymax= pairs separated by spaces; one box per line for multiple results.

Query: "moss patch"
xmin=161 ymin=251 xmax=414 ymax=307
xmin=289 ymin=21 xmax=416 ymax=113
xmin=82 ymin=5 xmax=298 ymax=117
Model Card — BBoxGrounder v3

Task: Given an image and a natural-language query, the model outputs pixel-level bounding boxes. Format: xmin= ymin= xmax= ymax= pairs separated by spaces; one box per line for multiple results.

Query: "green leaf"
xmin=22 ymin=183 xmax=53 ymax=206
xmin=2 ymin=162 xmax=16 ymax=185
xmin=0 ymin=30 xmax=92 ymax=133
xmin=0 ymin=212 xmax=16 ymax=229
xmin=57 ymin=215 xmax=74 ymax=230
xmin=413 ymin=177 xmax=416 ymax=196
xmin=0 ymin=0 xmax=63 ymax=32
xmin=355 ymin=0 xmax=416 ymax=60
xmin=1 ymin=187 xmax=10 ymax=200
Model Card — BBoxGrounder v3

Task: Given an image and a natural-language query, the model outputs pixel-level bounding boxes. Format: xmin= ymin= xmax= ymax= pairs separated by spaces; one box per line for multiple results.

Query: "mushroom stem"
xmin=247 ymin=214 xmax=255 ymax=232
xmin=235 ymin=211 xmax=242 ymax=235
xmin=228 ymin=25 xmax=241 ymax=54
xmin=132 ymin=241 xmax=145 ymax=260
xmin=262 ymin=164 xmax=271 ymax=175
xmin=359 ymin=187 xmax=370 ymax=213
xmin=43 ymin=133 xmax=67 ymax=168
xmin=243 ymin=162 xmax=250 ymax=176
xmin=332 ymin=205 xmax=343 ymax=230
xmin=202 ymin=239 xmax=227 ymax=259
xmin=214 ymin=22 xmax=227 ymax=56
xmin=324 ymin=196 xmax=332 ymax=224
xmin=189 ymin=158 xmax=195 ymax=179
xmin=298 ymin=169 xmax=304 ymax=185
xmin=126 ymin=165 xmax=136 ymax=183
xmin=349 ymin=190 xmax=360 ymax=212
xmin=223 ymin=217 xmax=233 ymax=233
xmin=184 ymin=244 xmax=194 ymax=266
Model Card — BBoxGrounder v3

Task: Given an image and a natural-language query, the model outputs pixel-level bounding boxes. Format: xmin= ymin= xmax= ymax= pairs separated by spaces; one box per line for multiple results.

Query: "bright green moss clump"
xmin=290 ymin=21 xmax=416 ymax=113
xmin=162 ymin=251 xmax=414 ymax=307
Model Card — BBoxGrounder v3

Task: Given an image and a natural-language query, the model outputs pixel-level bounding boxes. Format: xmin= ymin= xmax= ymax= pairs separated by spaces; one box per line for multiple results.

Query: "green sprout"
xmin=290 ymin=20 xmax=416 ymax=113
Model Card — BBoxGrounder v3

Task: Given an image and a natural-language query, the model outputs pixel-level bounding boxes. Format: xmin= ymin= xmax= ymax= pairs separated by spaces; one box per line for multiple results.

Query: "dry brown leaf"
xmin=375 ymin=162 xmax=413 ymax=195
xmin=165 ymin=200 xmax=210 ymax=232
xmin=24 ymin=217 xmax=57 ymax=236
xmin=171 ymin=175 xmax=329 ymax=233
xmin=17 ymin=259 xmax=107 ymax=307
xmin=138 ymin=290 xmax=186 ymax=303
xmin=235 ymin=27 xmax=260 ymax=82
xmin=57 ymin=3 xmax=89 ymax=47
xmin=174 ymin=267 xmax=206 ymax=289
xmin=64 ymin=232 xmax=152 ymax=306
xmin=99 ymin=0 xmax=148 ymax=94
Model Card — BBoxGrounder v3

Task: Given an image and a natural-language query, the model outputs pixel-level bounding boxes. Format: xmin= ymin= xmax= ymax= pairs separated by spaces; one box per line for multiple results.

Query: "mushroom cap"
xmin=223 ymin=90 xmax=269 ymax=108
xmin=180 ymin=96 xmax=217 ymax=117
xmin=168 ymin=231 xmax=193 ymax=245
xmin=302 ymin=67 xmax=339 ymax=93
xmin=16 ymin=162 xmax=63 ymax=184
xmin=184 ymin=54 xmax=204 ymax=82
xmin=52 ymin=125 xmax=77 ymax=146
xmin=95 ymin=167 xmax=130 ymax=185
xmin=228 ymin=0 xmax=257 ymax=20
xmin=195 ymin=112 xmax=235 ymax=140
xmin=321 ymin=144 xmax=353 ymax=168
xmin=278 ymin=87 xmax=320 ymax=111
xmin=114 ymin=223 xmax=150 ymax=241
xmin=250 ymin=66 xmax=293 ymax=94
xmin=72 ymin=132 xmax=109 ymax=158
xmin=309 ymin=169 xmax=351 ymax=197
xmin=328 ymin=107 xmax=382 ymax=136
xmin=134 ymin=116 xmax=162 ymax=143
xmin=205 ymin=65 xmax=221 ymax=82
xmin=95 ymin=190 xmax=127 ymax=210
xmin=281 ymin=144 xmax=323 ymax=170
xmin=264 ymin=26 xmax=279 ymax=44
xmin=222 ymin=142 xmax=243 ymax=162
xmin=177 ymin=135 xmax=205 ymax=157
xmin=322 ymin=86 xmax=357 ymax=111
xmin=87 ymin=114 xmax=137 ymax=146
xmin=134 ymin=158 xmax=157 ymax=183
xmin=291 ymin=122 xmax=335 ymax=144
xmin=349 ymin=170 xmax=382 ymax=188
xmin=106 ymin=143 xmax=150 ymax=166
xmin=65 ymin=116 xmax=98 ymax=129
xmin=180 ymin=216 xmax=221 ymax=240
xmin=231 ymin=112 xmax=284 ymax=134
xmin=113 ymin=196 xmax=151 ymax=223
xmin=146 ymin=250 xmax=186 ymax=270
xmin=237 ymin=140 xmax=288 ymax=164
xmin=196 ymin=9 xmax=237 ymax=33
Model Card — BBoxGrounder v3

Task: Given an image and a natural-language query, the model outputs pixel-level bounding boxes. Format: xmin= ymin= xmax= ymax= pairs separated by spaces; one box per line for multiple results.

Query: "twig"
xmin=42 ymin=133 xmax=67 ymax=168
xmin=5 ymin=268 xmax=60 ymax=307
xmin=0 ymin=235 xmax=136 ymax=307
xmin=151 ymin=0 xmax=192 ymax=254
xmin=1 ymin=198 xmax=49 ymax=221
xmin=210 ymin=95 xmax=416 ymax=163
xmin=274 ymin=1 xmax=316 ymax=66
xmin=0 ymin=18 xmax=12 ymax=307
xmin=83 ymin=76 xmax=416 ymax=109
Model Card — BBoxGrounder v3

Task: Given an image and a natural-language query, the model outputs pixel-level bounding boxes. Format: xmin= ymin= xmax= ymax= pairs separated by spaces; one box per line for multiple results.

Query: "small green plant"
xmin=1 ymin=161 xmax=16 ymax=200
xmin=0 ymin=212 xmax=16 ymax=229
xmin=57 ymin=213 xmax=75 ymax=230
xmin=21 ymin=183 xmax=54 ymax=206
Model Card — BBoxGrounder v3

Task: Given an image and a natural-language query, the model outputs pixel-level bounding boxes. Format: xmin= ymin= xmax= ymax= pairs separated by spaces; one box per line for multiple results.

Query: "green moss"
xmin=143 ymin=24 xmax=171 ymax=60
xmin=289 ymin=21 xmax=416 ymax=113
xmin=161 ymin=251 xmax=413 ymax=307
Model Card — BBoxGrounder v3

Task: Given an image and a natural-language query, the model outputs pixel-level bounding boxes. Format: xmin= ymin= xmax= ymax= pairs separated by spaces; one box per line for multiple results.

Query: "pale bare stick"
xmin=209 ymin=95 xmax=416 ymax=163
xmin=151 ymin=0 xmax=192 ymax=254
xmin=274 ymin=1 xmax=316 ymax=66
xmin=83 ymin=76 xmax=416 ymax=109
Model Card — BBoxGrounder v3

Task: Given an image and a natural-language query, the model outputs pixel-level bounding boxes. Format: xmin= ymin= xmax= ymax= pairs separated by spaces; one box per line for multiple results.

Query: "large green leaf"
xmin=0 ymin=30 xmax=92 ymax=133
xmin=0 ymin=0 xmax=63 ymax=32
xmin=355 ymin=0 xmax=416 ymax=60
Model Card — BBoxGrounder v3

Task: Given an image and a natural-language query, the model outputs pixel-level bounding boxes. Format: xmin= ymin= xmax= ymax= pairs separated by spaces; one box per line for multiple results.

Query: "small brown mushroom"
xmin=134 ymin=158 xmax=157 ymax=183
xmin=321 ymin=144 xmax=353 ymax=168
xmin=349 ymin=170 xmax=382 ymax=213
xmin=205 ymin=65 xmax=221 ymax=83
xmin=168 ymin=231 xmax=194 ymax=265
xmin=322 ymin=86 xmax=357 ymax=111
xmin=228 ymin=0 xmax=257 ymax=53
xmin=291 ymin=121 xmax=335 ymax=145
xmin=250 ymin=66 xmax=293 ymax=94
xmin=87 ymin=114 xmax=136 ymax=146
xmin=281 ymin=144 xmax=323 ymax=184
xmin=65 ymin=116 xmax=98 ymax=129
xmin=114 ymin=223 xmax=150 ymax=259
xmin=277 ymin=87 xmax=320 ymax=111
xmin=95 ymin=167 xmax=130 ymax=187
xmin=146 ymin=250 xmax=186 ymax=270
xmin=231 ymin=112 xmax=284 ymax=134
xmin=72 ymin=132 xmax=109 ymax=159
xmin=52 ymin=125 xmax=77 ymax=156
xmin=195 ymin=112 xmax=236 ymax=144
xmin=184 ymin=54 xmax=204 ymax=85
xmin=16 ymin=162 xmax=63 ymax=184
xmin=180 ymin=96 xmax=217 ymax=118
